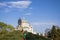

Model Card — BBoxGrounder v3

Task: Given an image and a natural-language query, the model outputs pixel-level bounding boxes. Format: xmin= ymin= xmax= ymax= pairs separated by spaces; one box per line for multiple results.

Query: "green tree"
xmin=26 ymin=32 xmax=50 ymax=40
xmin=0 ymin=30 xmax=23 ymax=40
xmin=0 ymin=22 xmax=14 ymax=32
xmin=47 ymin=25 xmax=60 ymax=40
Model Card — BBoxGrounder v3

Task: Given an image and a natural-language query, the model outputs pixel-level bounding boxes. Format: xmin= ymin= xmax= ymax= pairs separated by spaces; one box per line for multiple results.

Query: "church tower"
xmin=18 ymin=18 xmax=22 ymax=26
xmin=17 ymin=18 xmax=23 ymax=31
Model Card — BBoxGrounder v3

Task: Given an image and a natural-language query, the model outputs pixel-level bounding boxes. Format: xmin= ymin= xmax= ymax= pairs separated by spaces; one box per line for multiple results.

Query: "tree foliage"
xmin=0 ymin=22 xmax=14 ymax=32
xmin=1 ymin=22 xmax=60 ymax=40
xmin=47 ymin=25 xmax=60 ymax=40
xmin=0 ymin=30 xmax=23 ymax=40
xmin=26 ymin=32 xmax=50 ymax=40
xmin=0 ymin=22 xmax=23 ymax=40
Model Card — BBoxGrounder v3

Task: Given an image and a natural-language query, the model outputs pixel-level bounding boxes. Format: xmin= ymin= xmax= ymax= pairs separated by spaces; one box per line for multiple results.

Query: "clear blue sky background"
xmin=0 ymin=0 xmax=60 ymax=33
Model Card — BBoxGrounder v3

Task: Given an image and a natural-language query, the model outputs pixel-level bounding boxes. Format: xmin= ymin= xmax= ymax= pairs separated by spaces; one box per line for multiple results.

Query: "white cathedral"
xmin=15 ymin=18 xmax=33 ymax=33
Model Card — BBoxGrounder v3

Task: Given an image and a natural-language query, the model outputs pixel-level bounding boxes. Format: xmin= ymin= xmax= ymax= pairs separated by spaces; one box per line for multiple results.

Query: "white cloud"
xmin=0 ymin=1 xmax=32 ymax=9
xmin=0 ymin=3 xmax=6 ymax=6
xmin=7 ymin=1 xmax=32 ymax=9
xmin=31 ymin=22 xmax=56 ymax=26
xmin=24 ymin=13 xmax=31 ymax=16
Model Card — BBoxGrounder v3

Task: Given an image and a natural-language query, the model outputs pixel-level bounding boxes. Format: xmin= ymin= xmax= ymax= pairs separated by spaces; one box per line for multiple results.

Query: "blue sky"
xmin=0 ymin=0 xmax=60 ymax=33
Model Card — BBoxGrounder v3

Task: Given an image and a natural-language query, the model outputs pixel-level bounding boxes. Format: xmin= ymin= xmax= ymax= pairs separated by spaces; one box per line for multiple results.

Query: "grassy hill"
xmin=0 ymin=22 xmax=23 ymax=40
xmin=0 ymin=30 xmax=23 ymax=40
xmin=0 ymin=22 xmax=14 ymax=32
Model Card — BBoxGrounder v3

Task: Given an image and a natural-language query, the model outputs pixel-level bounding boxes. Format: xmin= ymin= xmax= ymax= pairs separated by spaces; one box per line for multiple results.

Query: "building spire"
xmin=18 ymin=18 xmax=22 ymax=25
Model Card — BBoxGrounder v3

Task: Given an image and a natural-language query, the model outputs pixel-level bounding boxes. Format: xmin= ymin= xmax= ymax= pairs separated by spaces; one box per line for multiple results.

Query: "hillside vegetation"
xmin=0 ymin=22 xmax=23 ymax=40
xmin=0 ymin=22 xmax=60 ymax=40
xmin=0 ymin=30 xmax=23 ymax=40
xmin=0 ymin=22 xmax=14 ymax=32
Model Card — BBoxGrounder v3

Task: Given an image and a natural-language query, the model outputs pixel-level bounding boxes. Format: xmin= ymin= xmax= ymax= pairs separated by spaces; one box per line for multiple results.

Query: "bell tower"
xmin=18 ymin=18 xmax=22 ymax=25
xmin=17 ymin=18 xmax=23 ymax=31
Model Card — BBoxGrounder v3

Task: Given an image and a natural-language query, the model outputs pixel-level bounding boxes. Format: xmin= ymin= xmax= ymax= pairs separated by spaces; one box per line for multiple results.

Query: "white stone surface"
xmin=16 ymin=20 xmax=33 ymax=33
